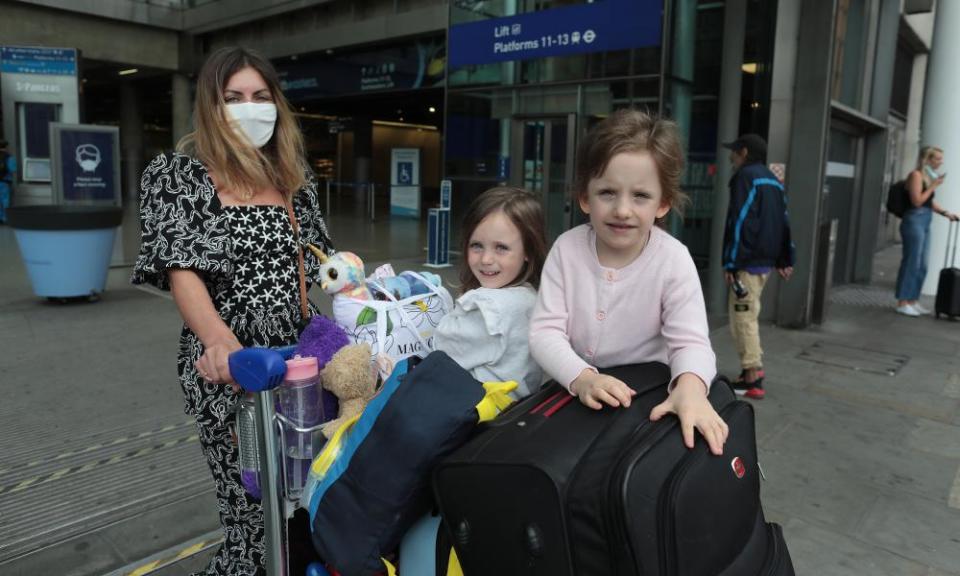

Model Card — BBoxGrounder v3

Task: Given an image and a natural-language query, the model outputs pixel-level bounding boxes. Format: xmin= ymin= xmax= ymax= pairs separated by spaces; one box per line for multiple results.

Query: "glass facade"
xmin=832 ymin=0 xmax=869 ymax=108
xmin=446 ymin=0 xmax=752 ymax=267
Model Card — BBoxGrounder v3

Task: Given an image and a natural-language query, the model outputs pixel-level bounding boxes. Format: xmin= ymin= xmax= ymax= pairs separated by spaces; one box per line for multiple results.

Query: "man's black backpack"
xmin=886 ymin=179 xmax=909 ymax=218
xmin=0 ymin=152 xmax=9 ymax=182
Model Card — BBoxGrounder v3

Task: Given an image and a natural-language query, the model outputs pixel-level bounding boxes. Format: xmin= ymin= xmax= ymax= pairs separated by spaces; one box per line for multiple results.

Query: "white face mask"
xmin=226 ymin=102 xmax=277 ymax=149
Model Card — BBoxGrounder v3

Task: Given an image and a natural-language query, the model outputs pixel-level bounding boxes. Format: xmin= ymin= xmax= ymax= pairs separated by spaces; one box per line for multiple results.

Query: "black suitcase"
xmin=936 ymin=220 xmax=960 ymax=319
xmin=433 ymin=363 xmax=795 ymax=576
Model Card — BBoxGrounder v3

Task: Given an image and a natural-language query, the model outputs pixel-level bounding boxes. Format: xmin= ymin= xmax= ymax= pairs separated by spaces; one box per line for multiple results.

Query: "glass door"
xmin=511 ymin=114 xmax=576 ymax=242
xmin=825 ymin=121 xmax=863 ymax=285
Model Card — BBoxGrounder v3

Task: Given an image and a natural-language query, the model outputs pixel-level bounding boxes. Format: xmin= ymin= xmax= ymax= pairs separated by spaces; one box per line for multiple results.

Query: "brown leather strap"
xmin=284 ymin=197 xmax=310 ymax=322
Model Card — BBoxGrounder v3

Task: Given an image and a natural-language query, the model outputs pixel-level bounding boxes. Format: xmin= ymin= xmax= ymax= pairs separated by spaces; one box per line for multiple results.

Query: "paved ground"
xmin=1 ymin=204 xmax=958 ymax=575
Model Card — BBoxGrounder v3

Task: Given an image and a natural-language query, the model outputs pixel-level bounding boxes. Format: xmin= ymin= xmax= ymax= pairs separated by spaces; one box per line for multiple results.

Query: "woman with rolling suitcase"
xmin=895 ymin=146 xmax=959 ymax=317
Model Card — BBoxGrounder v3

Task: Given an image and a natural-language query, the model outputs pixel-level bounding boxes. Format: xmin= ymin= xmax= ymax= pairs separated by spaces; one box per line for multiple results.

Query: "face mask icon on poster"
xmin=227 ymin=102 xmax=277 ymax=149
xmin=75 ymin=144 xmax=102 ymax=173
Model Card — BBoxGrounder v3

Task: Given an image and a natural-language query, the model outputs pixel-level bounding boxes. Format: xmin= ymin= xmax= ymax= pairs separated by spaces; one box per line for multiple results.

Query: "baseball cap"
xmin=721 ymin=133 xmax=767 ymax=159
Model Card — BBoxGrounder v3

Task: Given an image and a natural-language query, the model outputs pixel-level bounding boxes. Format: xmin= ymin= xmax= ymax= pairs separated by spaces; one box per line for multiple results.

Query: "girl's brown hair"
xmin=574 ymin=108 xmax=689 ymax=222
xmin=177 ymin=46 xmax=307 ymax=201
xmin=459 ymin=187 xmax=547 ymax=294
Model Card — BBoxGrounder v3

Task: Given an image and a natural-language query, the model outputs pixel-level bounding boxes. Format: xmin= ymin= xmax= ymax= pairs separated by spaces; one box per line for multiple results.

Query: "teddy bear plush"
xmin=320 ymin=342 xmax=378 ymax=439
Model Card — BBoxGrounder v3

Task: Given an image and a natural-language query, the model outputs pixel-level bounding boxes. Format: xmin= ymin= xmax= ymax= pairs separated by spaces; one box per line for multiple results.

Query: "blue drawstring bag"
xmin=302 ymin=351 xmax=515 ymax=576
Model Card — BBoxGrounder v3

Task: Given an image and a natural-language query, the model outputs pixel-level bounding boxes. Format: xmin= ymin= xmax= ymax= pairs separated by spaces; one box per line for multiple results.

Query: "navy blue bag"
xmin=303 ymin=351 xmax=515 ymax=576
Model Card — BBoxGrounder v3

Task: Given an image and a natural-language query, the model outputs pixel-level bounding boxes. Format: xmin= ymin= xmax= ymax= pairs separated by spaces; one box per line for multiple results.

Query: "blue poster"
xmin=60 ymin=130 xmax=116 ymax=202
xmin=449 ymin=0 xmax=662 ymax=68
xmin=1 ymin=46 xmax=77 ymax=75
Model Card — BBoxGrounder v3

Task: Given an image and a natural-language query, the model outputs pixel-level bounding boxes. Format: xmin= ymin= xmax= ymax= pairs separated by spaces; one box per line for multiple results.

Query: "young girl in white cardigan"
xmin=529 ymin=109 xmax=729 ymax=455
xmin=434 ymin=186 xmax=547 ymax=399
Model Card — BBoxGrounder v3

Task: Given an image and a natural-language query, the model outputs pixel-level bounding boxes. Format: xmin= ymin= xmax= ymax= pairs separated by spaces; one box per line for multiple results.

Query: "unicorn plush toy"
xmin=308 ymin=246 xmax=372 ymax=301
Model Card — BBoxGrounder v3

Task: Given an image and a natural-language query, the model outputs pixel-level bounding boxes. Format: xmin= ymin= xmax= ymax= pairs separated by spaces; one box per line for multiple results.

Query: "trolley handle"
xmin=228 ymin=345 xmax=298 ymax=392
xmin=946 ymin=219 xmax=960 ymax=270
xmin=227 ymin=344 xmax=298 ymax=576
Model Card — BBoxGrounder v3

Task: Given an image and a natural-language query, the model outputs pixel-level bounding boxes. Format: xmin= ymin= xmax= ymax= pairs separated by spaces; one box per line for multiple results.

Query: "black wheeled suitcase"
xmin=433 ymin=363 xmax=795 ymax=576
xmin=935 ymin=220 xmax=960 ymax=319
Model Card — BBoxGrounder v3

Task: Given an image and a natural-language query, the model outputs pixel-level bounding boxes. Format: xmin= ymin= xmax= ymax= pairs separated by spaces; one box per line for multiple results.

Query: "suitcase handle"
xmin=946 ymin=219 xmax=959 ymax=270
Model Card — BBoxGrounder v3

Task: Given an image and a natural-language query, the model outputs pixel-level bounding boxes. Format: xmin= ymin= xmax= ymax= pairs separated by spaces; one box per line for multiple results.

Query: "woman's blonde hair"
xmin=916 ymin=146 xmax=944 ymax=170
xmin=574 ymin=108 xmax=689 ymax=224
xmin=177 ymin=47 xmax=307 ymax=200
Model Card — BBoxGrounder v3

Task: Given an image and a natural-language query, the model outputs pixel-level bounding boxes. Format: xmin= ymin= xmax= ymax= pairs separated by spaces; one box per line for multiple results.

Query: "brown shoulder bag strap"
xmin=284 ymin=197 xmax=310 ymax=322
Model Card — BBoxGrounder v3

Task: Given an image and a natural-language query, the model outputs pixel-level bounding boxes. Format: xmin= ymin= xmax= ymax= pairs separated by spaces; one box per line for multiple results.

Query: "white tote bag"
xmin=331 ymin=272 xmax=454 ymax=363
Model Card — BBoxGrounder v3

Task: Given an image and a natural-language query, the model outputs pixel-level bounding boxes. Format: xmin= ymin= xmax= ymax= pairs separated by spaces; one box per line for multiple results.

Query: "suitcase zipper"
xmin=604 ymin=419 xmax=677 ymax=574
xmin=658 ymin=439 xmax=709 ymax=574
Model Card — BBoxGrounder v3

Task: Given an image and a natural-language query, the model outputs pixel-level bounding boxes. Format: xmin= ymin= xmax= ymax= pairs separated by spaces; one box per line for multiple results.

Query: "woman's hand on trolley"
xmin=196 ymin=334 xmax=243 ymax=391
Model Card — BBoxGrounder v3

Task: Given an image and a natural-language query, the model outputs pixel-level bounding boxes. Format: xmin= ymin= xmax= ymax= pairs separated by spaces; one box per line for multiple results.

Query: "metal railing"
xmin=323 ymin=180 xmax=377 ymax=222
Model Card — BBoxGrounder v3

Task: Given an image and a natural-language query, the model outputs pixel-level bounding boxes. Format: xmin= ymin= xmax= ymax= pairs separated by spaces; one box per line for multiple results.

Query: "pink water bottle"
xmin=277 ymin=355 xmax=323 ymax=497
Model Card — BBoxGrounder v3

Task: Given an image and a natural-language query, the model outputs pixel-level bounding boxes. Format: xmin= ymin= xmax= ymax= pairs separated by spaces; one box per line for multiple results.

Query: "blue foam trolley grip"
xmin=229 ymin=346 xmax=297 ymax=392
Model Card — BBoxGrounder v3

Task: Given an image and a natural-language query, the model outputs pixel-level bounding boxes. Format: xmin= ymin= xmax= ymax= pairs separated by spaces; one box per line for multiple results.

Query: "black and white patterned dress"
xmin=132 ymin=152 xmax=333 ymax=576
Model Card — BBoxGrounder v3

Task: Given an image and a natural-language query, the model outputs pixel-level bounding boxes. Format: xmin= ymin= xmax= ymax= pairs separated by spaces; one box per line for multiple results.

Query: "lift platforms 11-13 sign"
xmin=449 ymin=0 xmax=662 ymax=68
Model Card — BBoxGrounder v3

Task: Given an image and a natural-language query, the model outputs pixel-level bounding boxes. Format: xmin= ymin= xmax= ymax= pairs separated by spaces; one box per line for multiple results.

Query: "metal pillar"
xmin=775 ymin=0 xmax=838 ymax=327
xmin=706 ymin=0 xmax=746 ymax=316
xmin=852 ymin=0 xmax=900 ymax=283
xmin=119 ymin=80 xmax=143 ymax=264
xmin=172 ymin=72 xmax=193 ymax=146
xmin=668 ymin=0 xmax=697 ymax=240
xmin=919 ymin=0 xmax=960 ymax=294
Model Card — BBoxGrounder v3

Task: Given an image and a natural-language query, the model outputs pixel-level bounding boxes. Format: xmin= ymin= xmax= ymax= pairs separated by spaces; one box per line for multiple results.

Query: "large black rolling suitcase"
xmin=433 ymin=363 xmax=795 ymax=576
xmin=935 ymin=220 xmax=960 ymax=319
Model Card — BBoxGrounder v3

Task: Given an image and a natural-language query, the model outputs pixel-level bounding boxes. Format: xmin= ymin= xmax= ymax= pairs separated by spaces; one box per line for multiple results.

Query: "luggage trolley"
xmin=230 ymin=346 xmax=326 ymax=576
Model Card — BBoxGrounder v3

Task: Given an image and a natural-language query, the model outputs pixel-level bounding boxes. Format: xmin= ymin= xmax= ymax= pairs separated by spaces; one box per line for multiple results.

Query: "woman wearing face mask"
xmin=895 ymin=145 xmax=959 ymax=317
xmin=132 ymin=47 xmax=332 ymax=575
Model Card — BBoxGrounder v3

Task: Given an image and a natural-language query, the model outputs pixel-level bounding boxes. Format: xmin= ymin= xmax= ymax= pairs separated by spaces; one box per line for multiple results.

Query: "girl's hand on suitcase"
xmin=650 ymin=374 xmax=729 ymax=456
xmin=570 ymin=370 xmax=636 ymax=409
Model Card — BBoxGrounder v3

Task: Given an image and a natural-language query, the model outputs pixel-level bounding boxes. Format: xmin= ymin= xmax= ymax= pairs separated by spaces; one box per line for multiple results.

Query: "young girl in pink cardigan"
xmin=529 ymin=109 xmax=729 ymax=455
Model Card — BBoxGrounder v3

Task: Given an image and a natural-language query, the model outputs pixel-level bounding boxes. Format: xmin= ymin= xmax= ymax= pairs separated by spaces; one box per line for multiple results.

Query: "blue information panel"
xmin=449 ymin=0 xmax=662 ymax=68
xmin=60 ymin=129 xmax=117 ymax=202
xmin=497 ymin=156 xmax=510 ymax=181
xmin=1 ymin=46 xmax=77 ymax=76
xmin=427 ymin=208 xmax=451 ymax=268
xmin=440 ymin=179 xmax=452 ymax=209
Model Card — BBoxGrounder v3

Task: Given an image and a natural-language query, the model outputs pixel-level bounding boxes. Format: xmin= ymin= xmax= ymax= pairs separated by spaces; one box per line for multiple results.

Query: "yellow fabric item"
xmin=383 ymin=558 xmax=397 ymax=576
xmin=476 ymin=381 xmax=518 ymax=423
xmin=447 ymin=548 xmax=464 ymax=576
xmin=309 ymin=413 xmax=361 ymax=475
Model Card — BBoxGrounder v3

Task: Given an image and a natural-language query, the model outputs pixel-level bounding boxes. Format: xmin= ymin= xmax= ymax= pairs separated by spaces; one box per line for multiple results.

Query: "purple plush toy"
xmin=295 ymin=315 xmax=351 ymax=420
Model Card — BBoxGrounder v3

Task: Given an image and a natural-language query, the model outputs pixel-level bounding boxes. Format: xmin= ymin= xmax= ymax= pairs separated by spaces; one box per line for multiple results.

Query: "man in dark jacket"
xmin=721 ymin=134 xmax=794 ymax=399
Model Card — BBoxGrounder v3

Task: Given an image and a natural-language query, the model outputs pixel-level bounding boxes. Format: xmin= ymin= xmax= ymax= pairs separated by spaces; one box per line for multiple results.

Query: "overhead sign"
xmin=449 ymin=0 xmax=662 ymax=68
xmin=1 ymin=46 xmax=77 ymax=76
xmin=278 ymin=38 xmax=445 ymax=100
